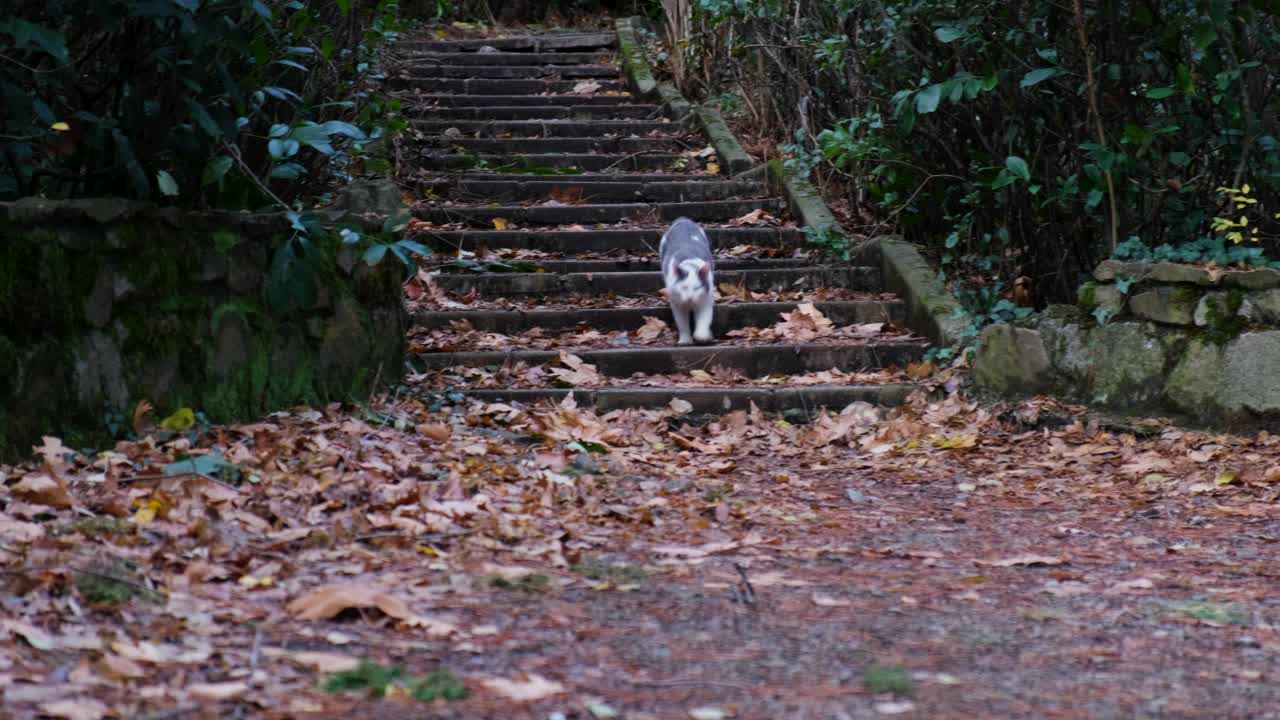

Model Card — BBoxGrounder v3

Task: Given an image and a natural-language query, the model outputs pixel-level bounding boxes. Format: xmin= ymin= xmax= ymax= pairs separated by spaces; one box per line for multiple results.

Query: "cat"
xmin=659 ymin=216 xmax=715 ymax=345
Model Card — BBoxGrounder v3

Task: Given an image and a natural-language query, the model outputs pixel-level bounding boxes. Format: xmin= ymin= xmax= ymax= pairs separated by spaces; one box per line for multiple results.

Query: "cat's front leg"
xmin=670 ymin=304 xmax=694 ymax=345
xmin=692 ymin=294 xmax=714 ymax=344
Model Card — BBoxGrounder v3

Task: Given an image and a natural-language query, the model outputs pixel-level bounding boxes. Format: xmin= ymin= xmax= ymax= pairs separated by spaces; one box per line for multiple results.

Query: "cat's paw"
xmin=693 ymin=331 xmax=714 ymax=344
xmin=676 ymin=335 xmax=694 ymax=346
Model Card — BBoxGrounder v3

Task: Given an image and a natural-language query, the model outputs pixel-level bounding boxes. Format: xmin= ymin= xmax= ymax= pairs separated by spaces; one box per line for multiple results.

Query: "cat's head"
xmin=666 ymin=258 xmax=712 ymax=305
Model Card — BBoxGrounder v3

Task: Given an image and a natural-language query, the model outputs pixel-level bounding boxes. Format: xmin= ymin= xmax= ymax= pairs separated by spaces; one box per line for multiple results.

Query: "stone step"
xmin=396 ymin=33 xmax=616 ymax=53
xmin=450 ymin=385 xmax=917 ymax=414
xmin=419 ymin=178 xmax=759 ymax=203
xmin=438 ymin=256 xmax=807 ymax=274
xmin=409 ymin=94 xmax=642 ymax=107
xmin=414 ymin=227 xmax=803 ymax=252
xmin=412 ymin=198 xmax=786 ymax=226
xmin=412 ymin=299 xmax=903 ymax=333
xmin=413 ymin=120 xmax=684 ymax=138
xmin=416 ymin=106 xmax=663 ymax=121
xmin=422 ymin=136 xmax=689 ymax=154
xmin=409 ymin=341 xmax=926 ymax=375
xmin=404 ymin=64 xmax=619 ymax=79
xmin=433 ymin=172 xmax=726 ymax=183
xmin=402 ymin=51 xmax=614 ymax=66
xmin=392 ymin=77 xmax=626 ymax=94
xmin=430 ymin=266 xmax=880 ymax=296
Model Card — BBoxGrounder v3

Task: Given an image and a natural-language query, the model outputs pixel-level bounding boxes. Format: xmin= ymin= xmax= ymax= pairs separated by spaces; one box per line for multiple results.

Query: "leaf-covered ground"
xmin=5 ymin=385 xmax=1280 ymax=719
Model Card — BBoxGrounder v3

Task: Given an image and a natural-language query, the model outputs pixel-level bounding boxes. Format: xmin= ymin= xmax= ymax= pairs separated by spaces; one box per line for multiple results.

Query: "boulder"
xmin=972 ymin=324 xmax=1053 ymax=395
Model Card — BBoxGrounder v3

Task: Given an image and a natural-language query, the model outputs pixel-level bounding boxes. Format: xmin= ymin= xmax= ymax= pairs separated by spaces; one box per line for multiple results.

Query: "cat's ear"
xmin=698 ymin=263 xmax=711 ymax=284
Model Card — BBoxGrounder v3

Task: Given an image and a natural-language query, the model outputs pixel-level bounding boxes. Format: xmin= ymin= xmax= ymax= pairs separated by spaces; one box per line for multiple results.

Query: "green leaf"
xmin=186 ymin=99 xmax=222 ymax=138
xmin=156 ymin=170 xmax=179 ymax=196
xmin=396 ymin=239 xmax=431 ymax=257
xmin=111 ymin=130 xmax=149 ymax=198
xmin=337 ymin=0 xmax=352 ymax=13
xmin=202 ymin=156 xmax=233 ymax=186
xmin=915 ymin=84 xmax=943 ymax=114
xmin=1005 ymin=156 xmax=1031 ymax=182
xmin=1167 ymin=151 xmax=1190 ymax=168
xmin=934 ymin=26 xmax=965 ymax=43
xmin=0 ymin=19 xmax=69 ymax=62
xmin=252 ymin=0 xmax=272 ymax=19
xmin=1020 ymin=68 xmax=1058 ymax=88
xmin=1193 ymin=22 xmax=1218 ymax=50
xmin=1146 ymin=87 xmax=1176 ymax=99
xmin=363 ymin=244 xmax=388 ymax=266
xmin=1086 ymin=189 xmax=1104 ymax=209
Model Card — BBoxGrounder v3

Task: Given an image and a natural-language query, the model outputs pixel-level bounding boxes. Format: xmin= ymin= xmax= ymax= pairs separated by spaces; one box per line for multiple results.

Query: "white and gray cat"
xmin=659 ymin=216 xmax=715 ymax=345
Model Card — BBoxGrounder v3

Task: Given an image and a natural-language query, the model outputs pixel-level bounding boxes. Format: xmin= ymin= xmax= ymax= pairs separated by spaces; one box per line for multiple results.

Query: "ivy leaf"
xmin=202 ymin=155 xmax=233 ymax=186
xmin=1020 ymin=68 xmax=1058 ymax=88
xmin=934 ymin=26 xmax=965 ymax=43
xmin=157 ymin=170 xmax=180 ymax=196
xmin=395 ymin=239 xmax=432 ymax=257
xmin=363 ymin=244 xmax=389 ymax=266
xmin=1005 ymin=156 xmax=1031 ymax=182
xmin=915 ymin=84 xmax=943 ymax=114
xmin=1193 ymin=22 xmax=1218 ymax=50
xmin=1146 ymin=87 xmax=1176 ymax=99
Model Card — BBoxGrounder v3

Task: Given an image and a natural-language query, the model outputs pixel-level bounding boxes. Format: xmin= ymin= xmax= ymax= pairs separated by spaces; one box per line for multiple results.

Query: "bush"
xmin=665 ymin=0 xmax=1280 ymax=302
xmin=0 ymin=0 xmax=405 ymax=209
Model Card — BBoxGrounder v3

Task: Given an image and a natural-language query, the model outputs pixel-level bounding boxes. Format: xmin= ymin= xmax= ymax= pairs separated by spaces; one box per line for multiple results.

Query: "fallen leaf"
xmin=571 ymin=80 xmax=602 ymax=95
xmin=286 ymin=584 xmax=456 ymax=635
xmin=705 ymin=162 xmax=720 ymax=175
xmin=974 ymin=554 xmax=1068 ymax=567
xmin=39 ymin=699 xmax=109 ymax=720
xmin=492 ymin=217 xmax=510 ymax=230
xmin=187 ymin=681 xmax=249 ymax=701
xmin=635 ymin=316 xmax=668 ymax=341
xmin=668 ymin=398 xmax=693 ymax=416
xmin=481 ymin=673 xmax=565 ymax=701
xmin=11 ymin=473 xmax=72 ymax=509
xmin=417 ymin=422 xmax=453 ymax=441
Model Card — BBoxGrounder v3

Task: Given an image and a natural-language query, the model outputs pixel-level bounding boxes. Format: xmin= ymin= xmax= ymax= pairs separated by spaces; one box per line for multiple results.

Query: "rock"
xmin=571 ymin=453 xmax=600 ymax=474
xmin=1149 ymin=262 xmax=1212 ymax=285
xmin=972 ymin=324 xmax=1054 ymax=395
xmin=661 ymin=477 xmax=691 ymax=493
xmin=1084 ymin=322 xmax=1171 ymax=407
xmin=1077 ymin=281 xmax=1124 ymax=317
xmin=1094 ymin=260 xmax=1151 ymax=282
xmin=1221 ymin=267 xmax=1280 ymax=290
xmin=1167 ymin=332 xmax=1280 ymax=421
xmin=331 ymin=179 xmax=404 ymax=217
xmin=84 ymin=268 xmax=115 ymax=328
xmin=1193 ymin=291 xmax=1254 ymax=327
xmin=212 ymin=312 xmax=252 ymax=377
xmin=319 ymin=299 xmax=369 ymax=377
xmin=227 ymin=242 xmax=266 ymax=294
xmin=1129 ymin=286 xmax=1198 ymax=325
xmin=1246 ymin=289 xmax=1280 ymax=324
xmin=72 ymin=330 xmax=129 ymax=411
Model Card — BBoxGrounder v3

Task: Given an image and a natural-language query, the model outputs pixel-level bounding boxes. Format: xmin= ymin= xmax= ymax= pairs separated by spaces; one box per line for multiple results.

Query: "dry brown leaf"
xmin=38 ymin=698 xmax=109 ymax=720
xmin=286 ymin=583 xmax=457 ymax=635
xmin=974 ymin=554 xmax=1069 ymax=568
xmin=774 ymin=302 xmax=833 ymax=342
xmin=570 ymin=80 xmax=602 ymax=95
xmin=11 ymin=473 xmax=73 ymax=509
xmin=417 ymin=422 xmax=453 ymax=442
xmin=480 ymin=673 xmax=566 ymax=701
xmin=635 ymin=316 xmax=668 ymax=341
xmin=187 ymin=681 xmax=249 ymax=701
xmin=548 ymin=351 xmax=604 ymax=387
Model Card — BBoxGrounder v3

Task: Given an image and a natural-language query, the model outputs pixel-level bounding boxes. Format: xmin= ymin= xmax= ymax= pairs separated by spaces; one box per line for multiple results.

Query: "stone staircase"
xmin=391 ymin=29 xmax=927 ymax=415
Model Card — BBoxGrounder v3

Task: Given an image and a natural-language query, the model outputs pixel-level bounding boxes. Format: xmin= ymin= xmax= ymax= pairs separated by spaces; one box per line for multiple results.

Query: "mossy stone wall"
xmin=0 ymin=198 xmax=406 ymax=459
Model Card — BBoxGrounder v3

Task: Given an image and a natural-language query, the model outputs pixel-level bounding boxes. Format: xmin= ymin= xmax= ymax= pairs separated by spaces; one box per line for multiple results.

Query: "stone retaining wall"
xmin=0 ymin=198 xmax=406 ymax=458
xmin=973 ymin=259 xmax=1280 ymax=425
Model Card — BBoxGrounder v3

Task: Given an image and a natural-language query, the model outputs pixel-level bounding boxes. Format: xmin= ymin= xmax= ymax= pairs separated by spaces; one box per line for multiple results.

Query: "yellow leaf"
xmin=50 ymin=122 xmax=71 ymax=132
xmin=705 ymin=162 xmax=721 ymax=175
xmin=159 ymin=407 xmax=196 ymax=431
xmin=134 ymin=499 xmax=162 ymax=525
xmin=1215 ymin=470 xmax=1238 ymax=486
xmin=492 ymin=217 xmax=510 ymax=230
xmin=238 ymin=574 xmax=275 ymax=589
xmin=931 ymin=434 xmax=978 ymax=450
xmin=1242 ymin=183 xmax=1251 ymax=194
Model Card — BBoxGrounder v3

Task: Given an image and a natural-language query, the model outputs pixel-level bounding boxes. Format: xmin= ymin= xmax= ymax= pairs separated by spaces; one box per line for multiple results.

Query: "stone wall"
xmin=0 ymin=198 xmax=406 ymax=458
xmin=973 ymin=260 xmax=1280 ymax=425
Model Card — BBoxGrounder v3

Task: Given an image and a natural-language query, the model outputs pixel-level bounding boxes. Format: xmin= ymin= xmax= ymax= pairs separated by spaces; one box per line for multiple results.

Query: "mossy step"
xmin=450 ymin=384 xmax=918 ymax=413
xmin=401 ymin=52 xmax=614 ymax=66
xmin=409 ymin=341 xmax=926 ymax=375
xmin=412 ymin=198 xmax=786 ymax=226
xmin=413 ymin=227 xmax=803 ymax=252
xmin=421 ymin=136 xmax=687 ymax=154
xmin=418 ymin=178 xmax=762 ymax=203
xmin=412 ymin=299 xmax=903 ymax=333
xmin=437 ymin=257 xmax=809 ymax=274
xmin=407 ymin=94 xmax=643 ymax=107
xmin=416 ymin=106 xmax=663 ymax=121
xmin=404 ymin=64 xmax=619 ymax=79
xmin=412 ymin=120 xmax=683 ymax=138
xmin=395 ymin=33 xmax=616 ymax=53
xmin=430 ymin=266 xmax=880 ymax=296
xmin=392 ymin=77 xmax=626 ymax=94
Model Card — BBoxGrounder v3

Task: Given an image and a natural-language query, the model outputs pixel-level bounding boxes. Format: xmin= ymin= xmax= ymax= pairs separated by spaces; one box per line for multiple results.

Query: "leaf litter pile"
xmin=4 ymin=386 xmax=1280 ymax=718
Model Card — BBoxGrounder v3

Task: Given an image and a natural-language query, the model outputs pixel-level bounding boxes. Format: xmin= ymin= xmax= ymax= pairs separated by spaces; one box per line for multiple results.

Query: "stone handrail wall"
xmin=0 ymin=198 xmax=406 ymax=458
xmin=973 ymin=259 xmax=1280 ymax=425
